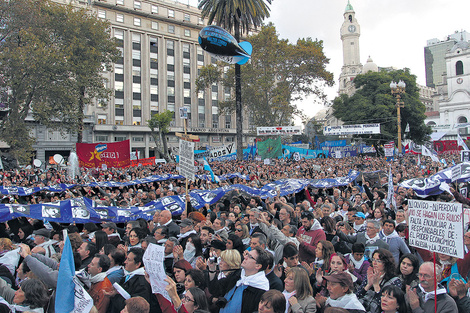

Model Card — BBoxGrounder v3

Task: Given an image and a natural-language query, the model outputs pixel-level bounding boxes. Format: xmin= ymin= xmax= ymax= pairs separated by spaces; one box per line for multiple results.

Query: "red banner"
xmin=130 ymin=157 xmax=156 ymax=167
xmin=76 ymin=140 xmax=130 ymax=168
xmin=433 ymin=140 xmax=461 ymax=154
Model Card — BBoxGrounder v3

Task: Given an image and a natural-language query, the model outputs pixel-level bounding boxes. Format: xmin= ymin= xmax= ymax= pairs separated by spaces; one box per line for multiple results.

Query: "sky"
xmin=185 ymin=0 xmax=470 ymax=125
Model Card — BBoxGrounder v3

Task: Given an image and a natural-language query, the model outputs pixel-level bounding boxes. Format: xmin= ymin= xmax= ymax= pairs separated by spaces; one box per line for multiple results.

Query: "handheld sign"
xmin=198 ymin=25 xmax=252 ymax=65
xmin=408 ymin=200 xmax=464 ymax=259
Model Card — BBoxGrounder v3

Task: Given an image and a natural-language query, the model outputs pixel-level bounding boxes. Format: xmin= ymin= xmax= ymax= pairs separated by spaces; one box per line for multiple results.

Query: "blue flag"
xmin=55 ymin=234 xmax=75 ymax=313
xmin=203 ymin=157 xmax=219 ymax=183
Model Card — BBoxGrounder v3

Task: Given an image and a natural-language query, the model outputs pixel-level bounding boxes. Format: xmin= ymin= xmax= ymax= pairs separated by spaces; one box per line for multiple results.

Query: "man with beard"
xmin=296 ymin=211 xmax=326 ymax=263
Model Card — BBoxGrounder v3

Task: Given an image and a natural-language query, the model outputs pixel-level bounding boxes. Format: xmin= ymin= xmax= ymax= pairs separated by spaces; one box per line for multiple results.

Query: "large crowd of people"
xmin=0 ymin=152 xmax=468 ymax=313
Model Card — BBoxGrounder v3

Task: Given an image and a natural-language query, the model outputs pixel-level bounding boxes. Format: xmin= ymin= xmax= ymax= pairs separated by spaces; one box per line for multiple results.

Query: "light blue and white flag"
xmin=387 ymin=166 xmax=396 ymax=210
xmin=203 ymin=157 xmax=220 ymax=183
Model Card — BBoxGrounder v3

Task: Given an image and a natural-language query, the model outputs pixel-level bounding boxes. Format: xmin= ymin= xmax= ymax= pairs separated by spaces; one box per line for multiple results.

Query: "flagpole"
xmin=184 ymin=118 xmax=189 ymax=215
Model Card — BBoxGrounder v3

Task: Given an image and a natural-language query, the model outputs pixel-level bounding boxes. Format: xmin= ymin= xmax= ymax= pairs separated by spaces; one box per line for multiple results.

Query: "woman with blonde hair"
xmin=234 ymin=224 xmax=250 ymax=245
xmin=205 ymin=249 xmax=242 ymax=311
xmin=283 ymin=267 xmax=316 ymax=313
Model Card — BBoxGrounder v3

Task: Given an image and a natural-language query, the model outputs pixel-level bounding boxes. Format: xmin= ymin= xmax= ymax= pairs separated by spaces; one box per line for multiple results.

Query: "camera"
xmin=209 ymin=256 xmax=218 ymax=264
xmin=215 ymin=297 xmax=228 ymax=308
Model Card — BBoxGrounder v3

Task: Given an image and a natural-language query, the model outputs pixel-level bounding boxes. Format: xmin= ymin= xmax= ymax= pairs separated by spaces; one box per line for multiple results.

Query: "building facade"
xmin=425 ymin=38 xmax=470 ymax=139
xmin=425 ymin=31 xmax=469 ymax=88
xmin=33 ymin=0 xmax=247 ymax=162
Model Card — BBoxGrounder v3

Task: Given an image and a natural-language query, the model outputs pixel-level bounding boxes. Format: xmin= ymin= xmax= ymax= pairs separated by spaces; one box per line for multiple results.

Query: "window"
xmin=167 ymin=40 xmax=174 ymax=50
xmin=151 ymin=5 xmax=158 ymax=14
xmin=114 ymin=29 xmax=124 ymax=40
xmin=116 ymin=13 xmax=124 ymax=23
xmin=456 ymin=61 xmax=464 ymax=75
xmin=134 ymin=0 xmax=141 ymax=9
xmin=168 ymin=9 xmax=174 ymax=18
xmin=168 ymin=25 xmax=175 ymax=34
xmin=95 ymin=135 xmax=108 ymax=142
xmin=98 ymin=10 xmax=106 ymax=19
xmin=115 ymin=136 xmax=127 ymax=141
xmin=133 ymin=83 xmax=141 ymax=93
xmin=151 ymin=21 xmax=159 ymax=30
xmin=150 ymin=69 xmax=158 ymax=79
xmin=115 ymin=81 xmax=124 ymax=91
xmin=132 ymin=50 xmax=141 ymax=60
xmin=133 ymin=117 xmax=142 ymax=125
xmin=133 ymin=137 xmax=144 ymax=142
xmin=167 ymin=86 xmax=175 ymax=96
xmin=212 ymin=136 xmax=221 ymax=143
xmin=212 ymin=114 xmax=218 ymax=128
xmin=116 ymin=0 xmax=124 ymax=5
xmin=225 ymin=115 xmax=231 ymax=128
xmin=97 ymin=114 xmax=107 ymax=124
xmin=134 ymin=17 xmax=141 ymax=27
xmin=115 ymin=63 xmax=124 ymax=75
xmin=184 ymin=14 xmax=190 ymax=21
xmin=198 ymin=17 xmax=204 ymax=25
xmin=226 ymin=136 xmax=234 ymax=142
xmin=184 ymin=29 xmax=191 ymax=37
xmin=132 ymin=66 xmax=140 ymax=76
xmin=167 ymin=55 xmax=175 ymax=65
xmin=115 ymin=98 xmax=124 ymax=108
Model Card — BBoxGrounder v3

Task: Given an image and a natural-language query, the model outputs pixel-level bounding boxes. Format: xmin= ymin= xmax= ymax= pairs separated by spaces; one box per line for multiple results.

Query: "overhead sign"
xmin=384 ymin=143 xmax=395 ymax=157
xmin=179 ymin=140 xmax=195 ymax=181
xmin=431 ymin=124 xmax=452 ymax=132
xmin=408 ymin=200 xmax=464 ymax=259
xmin=257 ymin=126 xmax=302 ymax=136
xmin=323 ymin=124 xmax=380 ymax=136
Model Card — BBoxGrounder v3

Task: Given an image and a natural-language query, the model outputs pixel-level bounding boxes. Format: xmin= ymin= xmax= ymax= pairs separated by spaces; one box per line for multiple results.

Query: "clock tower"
xmin=339 ymin=1 xmax=362 ymax=95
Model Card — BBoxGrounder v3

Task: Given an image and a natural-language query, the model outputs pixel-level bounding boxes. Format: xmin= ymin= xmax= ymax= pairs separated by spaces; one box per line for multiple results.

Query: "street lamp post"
xmin=390 ymin=80 xmax=406 ymax=154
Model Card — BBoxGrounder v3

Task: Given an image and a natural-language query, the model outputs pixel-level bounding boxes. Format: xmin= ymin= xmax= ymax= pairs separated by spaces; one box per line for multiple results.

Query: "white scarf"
xmin=326 ymin=293 xmax=365 ymax=310
xmin=365 ymin=233 xmax=380 ymax=245
xmin=282 ymin=290 xmax=296 ymax=313
xmin=90 ymin=272 xmax=107 ymax=284
xmin=235 ymin=269 xmax=269 ymax=291
xmin=380 ymin=230 xmax=399 ymax=243
xmin=419 ymin=284 xmax=447 ymax=302
xmin=124 ymin=267 xmax=146 ymax=282
xmin=347 ymin=254 xmax=365 ymax=269
xmin=178 ymin=229 xmax=197 ymax=239
xmin=106 ymin=265 xmax=122 ymax=275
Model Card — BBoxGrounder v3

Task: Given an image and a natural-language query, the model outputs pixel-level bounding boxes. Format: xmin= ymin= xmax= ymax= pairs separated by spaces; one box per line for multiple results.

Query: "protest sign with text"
xmin=179 ymin=140 xmax=195 ymax=181
xmin=143 ymin=243 xmax=171 ymax=301
xmin=408 ymin=200 xmax=464 ymax=258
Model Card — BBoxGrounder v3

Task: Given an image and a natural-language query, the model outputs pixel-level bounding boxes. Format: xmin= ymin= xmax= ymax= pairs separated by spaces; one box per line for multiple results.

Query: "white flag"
xmin=422 ymin=146 xmax=440 ymax=162
xmin=457 ymin=133 xmax=469 ymax=151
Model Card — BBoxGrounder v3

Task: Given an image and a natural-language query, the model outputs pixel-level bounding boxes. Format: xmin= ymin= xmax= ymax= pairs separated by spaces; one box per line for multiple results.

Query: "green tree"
xmin=332 ymin=69 xmax=431 ymax=148
xmin=0 ymin=0 xmax=119 ymax=162
xmin=198 ymin=0 xmax=272 ymax=160
xmin=196 ymin=24 xmax=333 ymax=128
xmin=148 ymin=111 xmax=173 ymax=162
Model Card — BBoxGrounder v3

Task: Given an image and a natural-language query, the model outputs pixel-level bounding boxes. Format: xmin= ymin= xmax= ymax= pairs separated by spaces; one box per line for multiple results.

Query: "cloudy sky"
xmin=186 ymin=0 xmax=470 ymax=124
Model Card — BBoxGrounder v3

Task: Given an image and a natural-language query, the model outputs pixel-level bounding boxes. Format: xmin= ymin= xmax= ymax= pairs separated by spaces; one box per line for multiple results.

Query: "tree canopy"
xmin=332 ymin=69 xmax=431 ymax=145
xmin=0 ymin=0 xmax=119 ymax=162
xmin=196 ymin=23 xmax=334 ymax=128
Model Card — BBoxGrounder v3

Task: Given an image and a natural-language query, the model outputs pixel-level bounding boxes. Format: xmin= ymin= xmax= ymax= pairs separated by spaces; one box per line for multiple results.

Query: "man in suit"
xmin=107 ymin=248 xmax=158 ymax=313
xmin=158 ymin=210 xmax=180 ymax=238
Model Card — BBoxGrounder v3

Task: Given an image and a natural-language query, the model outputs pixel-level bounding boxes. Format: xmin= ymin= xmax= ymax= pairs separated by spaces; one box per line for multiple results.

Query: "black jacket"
xmin=107 ymin=273 xmax=160 ymax=313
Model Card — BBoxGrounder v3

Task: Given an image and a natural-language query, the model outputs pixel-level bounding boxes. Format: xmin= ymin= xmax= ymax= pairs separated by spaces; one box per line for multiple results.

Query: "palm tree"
xmin=198 ymin=0 xmax=272 ymax=160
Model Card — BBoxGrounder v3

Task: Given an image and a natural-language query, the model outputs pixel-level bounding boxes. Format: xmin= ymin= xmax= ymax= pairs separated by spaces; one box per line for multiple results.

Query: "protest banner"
xmin=408 ymin=200 xmax=464 ymax=258
xmin=452 ymin=163 xmax=462 ymax=182
xmin=323 ymin=123 xmax=380 ymax=136
xmin=76 ymin=140 xmax=130 ymax=168
xmin=257 ymin=126 xmax=302 ymax=136
xmin=143 ymin=243 xmax=171 ymax=301
xmin=179 ymin=140 xmax=195 ymax=181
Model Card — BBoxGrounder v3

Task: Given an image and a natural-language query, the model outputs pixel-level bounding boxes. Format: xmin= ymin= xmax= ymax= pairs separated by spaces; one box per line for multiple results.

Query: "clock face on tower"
xmin=348 ymin=25 xmax=356 ymax=33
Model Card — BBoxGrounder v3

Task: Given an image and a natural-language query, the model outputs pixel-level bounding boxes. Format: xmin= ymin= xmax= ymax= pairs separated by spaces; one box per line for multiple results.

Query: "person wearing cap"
xmin=316 ymin=271 xmax=366 ymax=313
xmin=102 ymin=222 xmax=121 ymax=247
xmin=31 ymin=228 xmax=56 ymax=258
xmin=177 ymin=219 xmax=196 ymax=250
xmin=379 ymin=219 xmax=410 ymax=264
xmin=352 ymin=212 xmax=366 ymax=233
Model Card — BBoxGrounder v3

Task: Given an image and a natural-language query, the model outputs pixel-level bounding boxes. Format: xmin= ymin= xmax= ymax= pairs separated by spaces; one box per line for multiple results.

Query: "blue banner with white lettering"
xmin=320 ymin=140 xmax=347 ymax=148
